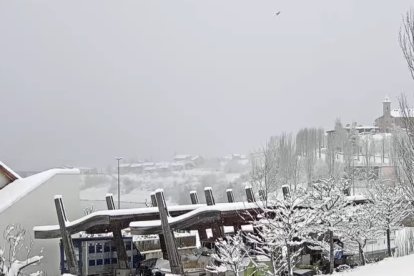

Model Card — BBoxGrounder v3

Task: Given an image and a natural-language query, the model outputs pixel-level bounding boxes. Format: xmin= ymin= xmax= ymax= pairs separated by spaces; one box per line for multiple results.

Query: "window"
xmin=96 ymin=243 xmax=103 ymax=253
xmin=104 ymin=243 xmax=111 ymax=252
xmin=88 ymin=244 xmax=95 ymax=254
xmin=88 ymin=260 xmax=96 ymax=267
xmin=96 ymin=259 xmax=103 ymax=266
xmin=125 ymin=241 xmax=132 ymax=251
xmin=104 ymin=258 xmax=111 ymax=265
xmin=112 ymin=258 xmax=117 ymax=264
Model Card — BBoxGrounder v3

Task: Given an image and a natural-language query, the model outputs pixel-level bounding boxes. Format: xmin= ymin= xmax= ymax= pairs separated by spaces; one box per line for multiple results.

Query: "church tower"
xmin=383 ymin=96 xmax=391 ymax=117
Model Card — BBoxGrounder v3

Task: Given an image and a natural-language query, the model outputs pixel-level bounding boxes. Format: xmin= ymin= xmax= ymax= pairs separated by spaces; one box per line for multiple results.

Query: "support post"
xmin=204 ymin=187 xmax=223 ymax=240
xmin=204 ymin=187 xmax=215 ymax=206
xmin=190 ymin=191 xmax=207 ymax=245
xmin=150 ymin=192 xmax=157 ymax=207
xmin=226 ymin=189 xmax=235 ymax=203
xmin=105 ymin=193 xmax=129 ymax=269
xmin=54 ymin=195 xmax=79 ymax=275
xmin=105 ymin=193 xmax=116 ymax=210
xmin=245 ymin=186 xmax=255 ymax=203
xmin=155 ymin=189 xmax=184 ymax=275
xmin=150 ymin=192 xmax=168 ymax=260
xmin=190 ymin=191 xmax=199 ymax=205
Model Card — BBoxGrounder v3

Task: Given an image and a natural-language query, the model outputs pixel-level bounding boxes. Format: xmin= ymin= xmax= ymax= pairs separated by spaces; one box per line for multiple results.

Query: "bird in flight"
xmin=274 ymin=11 xmax=281 ymax=16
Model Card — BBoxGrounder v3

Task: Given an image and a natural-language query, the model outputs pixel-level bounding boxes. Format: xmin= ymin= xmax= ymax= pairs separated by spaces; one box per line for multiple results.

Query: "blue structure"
xmin=60 ymin=236 xmax=142 ymax=275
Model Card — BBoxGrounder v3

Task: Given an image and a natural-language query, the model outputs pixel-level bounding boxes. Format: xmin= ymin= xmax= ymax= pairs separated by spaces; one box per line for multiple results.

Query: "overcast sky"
xmin=1 ymin=1 xmax=414 ymax=171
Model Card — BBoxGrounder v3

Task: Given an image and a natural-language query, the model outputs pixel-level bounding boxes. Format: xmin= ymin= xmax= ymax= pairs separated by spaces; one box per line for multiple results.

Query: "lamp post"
xmin=116 ymin=157 xmax=123 ymax=209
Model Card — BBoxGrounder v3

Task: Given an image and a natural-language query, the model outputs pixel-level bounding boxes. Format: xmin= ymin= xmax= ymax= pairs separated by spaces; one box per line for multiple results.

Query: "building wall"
xmin=375 ymin=115 xmax=395 ymax=133
xmin=0 ymin=172 xmax=81 ymax=274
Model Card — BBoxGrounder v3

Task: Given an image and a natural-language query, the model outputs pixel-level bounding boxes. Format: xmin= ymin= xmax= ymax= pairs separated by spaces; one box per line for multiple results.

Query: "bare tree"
xmin=0 ymin=225 xmax=43 ymax=276
xmin=361 ymin=134 xmax=374 ymax=185
xmin=247 ymin=188 xmax=318 ymax=276
xmin=395 ymin=10 xmax=414 ymax=199
xmin=368 ymin=181 xmax=413 ymax=257
xmin=339 ymin=203 xmax=382 ymax=266
xmin=206 ymin=232 xmax=249 ymax=276
xmin=311 ymin=177 xmax=350 ymax=274
xmin=400 ymin=9 xmax=414 ymax=80
xmin=250 ymin=137 xmax=281 ymax=205
xmin=392 ymin=96 xmax=414 ymax=200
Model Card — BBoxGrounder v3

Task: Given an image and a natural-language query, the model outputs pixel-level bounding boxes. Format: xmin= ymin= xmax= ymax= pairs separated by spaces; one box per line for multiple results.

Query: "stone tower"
xmin=383 ymin=96 xmax=391 ymax=117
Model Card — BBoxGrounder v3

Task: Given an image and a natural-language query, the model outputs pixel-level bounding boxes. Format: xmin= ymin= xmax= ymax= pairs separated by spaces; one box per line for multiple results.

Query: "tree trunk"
xmin=387 ymin=228 xmax=392 ymax=257
xmin=359 ymin=243 xmax=366 ymax=266
xmin=329 ymin=230 xmax=334 ymax=274
xmin=286 ymin=243 xmax=292 ymax=276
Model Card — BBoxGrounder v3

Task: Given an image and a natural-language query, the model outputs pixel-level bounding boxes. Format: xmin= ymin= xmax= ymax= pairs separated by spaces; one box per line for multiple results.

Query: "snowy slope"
xmin=337 ymin=254 xmax=414 ymax=276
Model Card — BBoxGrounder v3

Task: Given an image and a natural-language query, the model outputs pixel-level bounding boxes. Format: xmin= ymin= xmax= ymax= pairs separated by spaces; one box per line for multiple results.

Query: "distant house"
xmin=0 ymin=162 xmax=81 ymax=274
xmin=375 ymin=97 xmax=414 ymax=132
xmin=171 ymin=161 xmax=195 ymax=171
xmin=155 ymin=162 xmax=170 ymax=172
xmin=326 ymin=124 xmax=379 ymax=136
xmin=173 ymin=154 xmax=193 ymax=162
xmin=78 ymin=167 xmax=98 ymax=174
xmin=190 ymin=155 xmax=204 ymax=166
xmin=130 ymin=163 xmax=144 ymax=173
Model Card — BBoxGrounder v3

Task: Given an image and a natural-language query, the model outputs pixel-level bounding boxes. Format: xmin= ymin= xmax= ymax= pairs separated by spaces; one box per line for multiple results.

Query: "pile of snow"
xmin=337 ymin=254 xmax=414 ymax=276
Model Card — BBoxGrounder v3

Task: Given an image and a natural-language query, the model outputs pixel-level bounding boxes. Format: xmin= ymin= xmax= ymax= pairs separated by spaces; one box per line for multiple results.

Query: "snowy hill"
xmin=80 ymin=161 xmax=250 ymax=211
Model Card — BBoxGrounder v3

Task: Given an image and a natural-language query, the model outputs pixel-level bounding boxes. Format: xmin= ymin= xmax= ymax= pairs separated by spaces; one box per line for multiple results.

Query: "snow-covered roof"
xmin=0 ymin=160 xmax=21 ymax=181
xmin=173 ymin=154 xmax=192 ymax=161
xmin=33 ymin=203 xmax=206 ymax=237
xmin=129 ymin=202 xmax=261 ymax=234
xmin=391 ymin=108 xmax=414 ymax=118
xmin=353 ymin=125 xmax=378 ymax=130
xmin=191 ymin=155 xmax=201 ymax=161
xmin=0 ymin=168 xmax=79 ymax=214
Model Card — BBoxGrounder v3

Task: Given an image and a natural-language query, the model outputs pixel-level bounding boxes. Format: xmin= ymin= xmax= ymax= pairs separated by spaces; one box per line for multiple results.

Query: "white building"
xmin=0 ymin=162 xmax=82 ymax=274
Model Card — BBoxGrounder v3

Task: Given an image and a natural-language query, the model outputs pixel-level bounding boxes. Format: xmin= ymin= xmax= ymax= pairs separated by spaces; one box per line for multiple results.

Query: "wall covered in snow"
xmin=0 ymin=170 xmax=82 ymax=274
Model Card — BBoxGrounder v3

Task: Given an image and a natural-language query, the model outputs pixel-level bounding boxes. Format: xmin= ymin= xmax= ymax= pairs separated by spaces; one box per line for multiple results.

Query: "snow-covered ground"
xmin=337 ymin=254 xmax=414 ymax=276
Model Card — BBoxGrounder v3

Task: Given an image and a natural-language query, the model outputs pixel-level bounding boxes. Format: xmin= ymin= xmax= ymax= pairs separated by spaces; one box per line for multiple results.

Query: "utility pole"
xmin=116 ymin=157 xmax=122 ymax=209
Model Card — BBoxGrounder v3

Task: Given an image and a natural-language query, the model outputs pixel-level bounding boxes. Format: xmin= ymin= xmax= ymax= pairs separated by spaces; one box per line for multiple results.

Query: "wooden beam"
xmin=190 ymin=191 xmax=199 ymax=205
xmin=105 ymin=193 xmax=116 ymax=210
xmin=245 ymin=186 xmax=255 ymax=203
xmin=203 ymin=187 xmax=223 ymax=240
xmin=226 ymin=189 xmax=235 ymax=203
xmin=190 ymin=191 xmax=207 ymax=246
xmin=54 ymin=196 xmax=78 ymax=275
xmin=155 ymin=189 xmax=184 ymax=275
xmin=149 ymin=192 xmax=168 ymax=260
xmin=150 ymin=192 xmax=157 ymax=207
xmin=204 ymin=187 xmax=215 ymax=206
xmin=105 ymin=194 xmax=129 ymax=269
